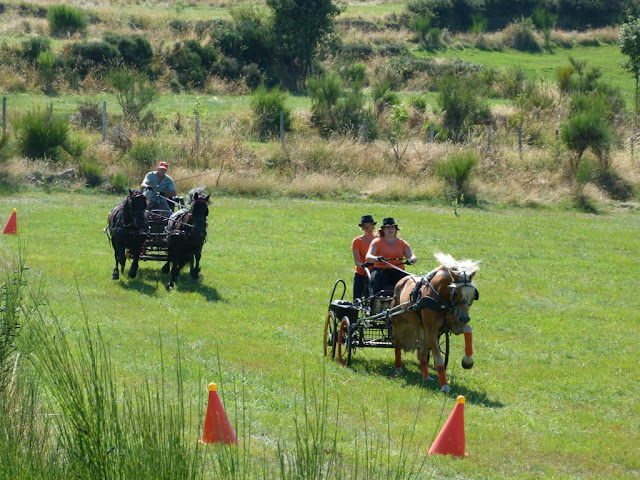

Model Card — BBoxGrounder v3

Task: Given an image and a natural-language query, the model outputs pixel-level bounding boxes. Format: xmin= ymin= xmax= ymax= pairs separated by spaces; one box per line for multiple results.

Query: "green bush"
xmin=436 ymin=150 xmax=479 ymax=198
xmin=166 ymin=41 xmax=220 ymax=88
xmin=16 ymin=104 xmax=69 ymax=161
xmin=22 ymin=36 xmax=51 ymax=62
xmin=126 ymin=138 xmax=166 ymax=168
xmin=79 ymin=159 xmax=104 ymax=187
xmin=69 ymin=41 xmax=121 ymax=77
xmin=437 ymin=74 xmax=490 ymax=142
xmin=250 ymin=85 xmax=292 ymax=141
xmin=47 ymin=5 xmax=87 ymax=37
xmin=504 ymin=17 xmax=542 ymax=52
xmin=103 ymin=33 xmax=153 ymax=68
xmin=107 ymin=69 xmax=157 ymax=123
xmin=109 ymin=172 xmax=129 ymax=194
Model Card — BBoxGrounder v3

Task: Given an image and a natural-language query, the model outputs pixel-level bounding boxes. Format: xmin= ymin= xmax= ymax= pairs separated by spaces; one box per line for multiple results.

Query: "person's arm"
xmin=404 ymin=244 xmax=417 ymax=265
xmin=365 ymin=243 xmax=379 ymax=264
xmin=141 ymin=173 xmax=152 ymax=189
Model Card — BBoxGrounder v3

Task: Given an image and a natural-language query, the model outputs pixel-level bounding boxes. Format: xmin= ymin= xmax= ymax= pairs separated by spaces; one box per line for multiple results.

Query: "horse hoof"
xmin=112 ymin=273 xmax=119 ymax=280
xmin=128 ymin=271 xmax=137 ymax=279
xmin=462 ymin=355 xmax=474 ymax=369
xmin=440 ymin=385 xmax=450 ymax=393
xmin=424 ymin=376 xmax=434 ymax=382
xmin=166 ymin=284 xmax=174 ymax=291
xmin=394 ymin=367 xmax=403 ymax=376
xmin=189 ymin=276 xmax=198 ymax=283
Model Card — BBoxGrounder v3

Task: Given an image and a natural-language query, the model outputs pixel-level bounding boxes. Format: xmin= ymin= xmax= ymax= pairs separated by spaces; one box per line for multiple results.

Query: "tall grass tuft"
xmin=250 ymin=85 xmax=292 ymax=142
xmin=47 ymin=5 xmax=87 ymax=38
xmin=436 ymin=150 xmax=479 ymax=200
xmin=16 ymin=104 xmax=70 ymax=161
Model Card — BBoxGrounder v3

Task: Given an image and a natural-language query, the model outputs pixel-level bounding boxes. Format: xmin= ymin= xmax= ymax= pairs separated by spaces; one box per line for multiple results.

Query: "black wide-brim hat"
xmin=382 ymin=217 xmax=398 ymax=227
xmin=359 ymin=215 xmax=376 ymax=226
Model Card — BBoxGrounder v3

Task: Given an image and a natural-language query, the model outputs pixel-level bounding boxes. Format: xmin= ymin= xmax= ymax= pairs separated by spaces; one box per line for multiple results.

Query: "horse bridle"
xmin=123 ymin=192 xmax=146 ymax=229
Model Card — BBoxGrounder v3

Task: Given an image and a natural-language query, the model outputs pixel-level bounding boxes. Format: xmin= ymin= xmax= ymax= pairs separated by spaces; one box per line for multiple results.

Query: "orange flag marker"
xmin=200 ymin=383 xmax=237 ymax=445
xmin=2 ymin=208 xmax=17 ymax=234
xmin=428 ymin=395 xmax=466 ymax=457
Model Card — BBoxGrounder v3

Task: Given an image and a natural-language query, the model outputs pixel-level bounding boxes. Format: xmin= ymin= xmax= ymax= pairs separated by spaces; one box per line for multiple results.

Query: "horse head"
xmin=126 ymin=189 xmax=148 ymax=231
xmin=433 ymin=252 xmax=480 ymax=332
xmin=189 ymin=192 xmax=210 ymax=240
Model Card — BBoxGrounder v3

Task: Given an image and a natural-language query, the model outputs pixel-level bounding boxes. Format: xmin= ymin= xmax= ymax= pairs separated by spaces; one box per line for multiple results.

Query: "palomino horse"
xmin=163 ymin=190 xmax=210 ymax=290
xmin=391 ymin=252 xmax=480 ymax=392
xmin=106 ymin=189 xmax=148 ymax=280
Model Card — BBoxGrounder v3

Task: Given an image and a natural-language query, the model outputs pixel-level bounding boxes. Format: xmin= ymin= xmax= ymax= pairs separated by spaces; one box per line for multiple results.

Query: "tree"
xmin=618 ymin=16 xmax=640 ymax=119
xmin=108 ymin=69 xmax=157 ymax=123
xmin=266 ymin=0 xmax=342 ymax=90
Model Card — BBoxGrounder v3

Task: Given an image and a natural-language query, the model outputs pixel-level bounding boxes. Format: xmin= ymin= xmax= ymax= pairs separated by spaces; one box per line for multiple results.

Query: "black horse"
xmin=163 ymin=191 xmax=210 ymax=290
xmin=107 ymin=189 xmax=148 ymax=280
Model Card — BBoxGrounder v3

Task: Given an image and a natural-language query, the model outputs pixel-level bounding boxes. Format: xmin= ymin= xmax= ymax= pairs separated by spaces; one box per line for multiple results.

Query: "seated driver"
xmin=141 ymin=161 xmax=176 ymax=211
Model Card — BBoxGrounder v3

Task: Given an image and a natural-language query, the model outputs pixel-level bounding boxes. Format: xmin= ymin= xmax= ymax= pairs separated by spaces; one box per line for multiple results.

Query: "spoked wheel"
xmin=426 ymin=331 xmax=450 ymax=370
xmin=337 ymin=317 xmax=352 ymax=367
xmin=323 ymin=311 xmax=337 ymax=360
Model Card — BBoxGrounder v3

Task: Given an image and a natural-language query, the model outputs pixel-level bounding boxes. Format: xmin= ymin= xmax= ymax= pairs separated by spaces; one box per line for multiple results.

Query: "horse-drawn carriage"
xmin=105 ymin=187 xmax=210 ymax=289
xmin=324 ymin=253 xmax=480 ymax=392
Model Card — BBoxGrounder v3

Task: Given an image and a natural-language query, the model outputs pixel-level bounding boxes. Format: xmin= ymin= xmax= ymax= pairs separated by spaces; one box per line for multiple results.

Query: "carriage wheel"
xmin=426 ymin=332 xmax=450 ymax=370
xmin=323 ymin=311 xmax=337 ymax=360
xmin=337 ymin=317 xmax=352 ymax=367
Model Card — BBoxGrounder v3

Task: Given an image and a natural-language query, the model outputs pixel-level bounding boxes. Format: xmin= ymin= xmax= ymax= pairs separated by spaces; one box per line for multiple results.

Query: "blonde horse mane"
xmin=434 ymin=252 xmax=480 ymax=276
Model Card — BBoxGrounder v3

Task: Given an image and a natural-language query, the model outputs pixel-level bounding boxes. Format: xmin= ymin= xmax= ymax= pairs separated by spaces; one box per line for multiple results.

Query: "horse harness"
xmin=399 ymin=269 xmax=479 ymax=327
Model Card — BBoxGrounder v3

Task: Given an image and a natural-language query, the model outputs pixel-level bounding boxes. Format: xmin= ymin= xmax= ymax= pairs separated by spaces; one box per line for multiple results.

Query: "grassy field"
xmin=1 ymin=192 xmax=639 ymax=478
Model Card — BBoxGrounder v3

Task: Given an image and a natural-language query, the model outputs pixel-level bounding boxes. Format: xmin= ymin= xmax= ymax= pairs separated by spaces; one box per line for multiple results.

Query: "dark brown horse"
xmin=391 ymin=252 xmax=480 ymax=392
xmin=163 ymin=191 xmax=210 ymax=290
xmin=106 ymin=189 xmax=148 ymax=280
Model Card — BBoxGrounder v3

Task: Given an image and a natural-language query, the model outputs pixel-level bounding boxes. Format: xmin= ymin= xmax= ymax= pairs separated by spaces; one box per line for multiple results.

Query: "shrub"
xmin=437 ymin=74 xmax=490 ymax=142
xmin=436 ymin=150 xmax=478 ymax=198
xmin=504 ymin=17 xmax=542 ymax=52
xmin=21 ymin=36 xmax=51 ymax=62
xmin=242 ymin=63 xmax=264 ymax=89
xmin=37 ymin=50 xmax=55 ymax=93
xmin=79 ymin=159 xmax=104 ymax=187
xmin=250 ymin=84 xmax=292 ymax=141
xmin=126 ymin=138 xmax=166 ymax=168
xmin=166 ymin=41 xmax=219 ymax=88
xmin=75 ymin=100 xmax=102 ymax=129
xmin=107 ymin=69 xmax=157 ymax=123
xmin=47 ymin=5 xmax=87 ymax=37
xmin=16 ymin=104 xmax=69 ymax=161
xmin=109 ymin=172 xmax=129 ymax=194
xmin=561 ymin=104 xmax=612 ymax=178
xmin=103 ymin=33 xmax=153 ymax=69
xmin=592 ymin=168 xmax=634 ymax=201
xmin=69 ymin=41 xmax=121 ymax=77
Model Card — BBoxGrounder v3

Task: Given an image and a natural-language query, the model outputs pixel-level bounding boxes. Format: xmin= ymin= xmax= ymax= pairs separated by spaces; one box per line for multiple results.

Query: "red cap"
xmin=157 ymin=161 xmax=169 ymax=170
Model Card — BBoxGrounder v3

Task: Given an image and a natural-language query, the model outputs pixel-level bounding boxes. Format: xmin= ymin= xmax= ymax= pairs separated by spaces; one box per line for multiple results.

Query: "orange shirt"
xmin=370 ymin=237 xmax=409 ymax=269
xmin=352 ymin=235 xmax=375 ymax=275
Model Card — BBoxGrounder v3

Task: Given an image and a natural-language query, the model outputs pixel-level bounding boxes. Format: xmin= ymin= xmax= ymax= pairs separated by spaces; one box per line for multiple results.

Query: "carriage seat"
xmin=330 ymin=300 xmax=358 ymax=323
xmin=369 ymin=286 xmax=394 ymax=315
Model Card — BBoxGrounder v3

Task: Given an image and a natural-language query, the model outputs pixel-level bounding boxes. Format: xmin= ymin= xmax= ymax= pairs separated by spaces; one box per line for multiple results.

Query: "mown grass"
xmin=0 ymin=192 xmax=639 ymax=478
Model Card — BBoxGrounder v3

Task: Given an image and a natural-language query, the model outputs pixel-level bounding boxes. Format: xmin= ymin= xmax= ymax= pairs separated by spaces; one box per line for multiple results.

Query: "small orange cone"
xmin=428 ymin=395 xmax=466 ymax=457
xmin=2 ymin=208 xmax=17 ymax=235
xmin=200 ymin=383 xmax=237 ymax=445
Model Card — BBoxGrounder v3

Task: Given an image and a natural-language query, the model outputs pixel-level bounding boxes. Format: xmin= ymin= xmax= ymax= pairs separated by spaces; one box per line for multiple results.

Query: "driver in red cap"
xmin=141 ymin=161 xmax=177 ymax=211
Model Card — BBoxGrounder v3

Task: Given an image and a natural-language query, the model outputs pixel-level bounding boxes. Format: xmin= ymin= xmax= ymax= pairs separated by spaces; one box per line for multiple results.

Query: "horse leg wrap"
xmin=436 ymin=365 xmax=447 ymax=388
xmin=419 ymin=359 xmax=430 ymax=380
xmin=464 ymin=331 xmax=473 ymax=357
xmin=394 ymin=349 xmax=402 ymax=369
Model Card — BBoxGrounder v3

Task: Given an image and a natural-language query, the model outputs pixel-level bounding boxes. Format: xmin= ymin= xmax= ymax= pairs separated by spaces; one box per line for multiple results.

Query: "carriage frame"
xmin=323 ymin=270 xmax=450 ymax=369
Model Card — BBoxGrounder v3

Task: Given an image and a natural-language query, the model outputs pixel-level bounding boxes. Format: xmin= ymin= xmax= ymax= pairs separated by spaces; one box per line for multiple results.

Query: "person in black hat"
xmin=351 ymin=215 xmax=377 ymax=300
xmin=365 ymin=217 xmax=417 ymax=296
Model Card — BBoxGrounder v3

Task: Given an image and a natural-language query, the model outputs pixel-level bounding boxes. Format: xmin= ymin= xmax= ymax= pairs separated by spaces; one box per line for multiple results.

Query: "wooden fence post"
xmin=280 ymin=111 xmax=285 ymax=148
xmin=195 ymin=110 xmax=200 ymax=156
xmin=2 ymin=96 xmax=6 ymax=137
xmin=518 ymin=126 xmax=522 ymax=160
xmin=101 ymin=101 xmax=107 ymax=142
xmin=429 ymin=122 xmax=435 ymax=143
xmin=487 ymin=126 xmax=492 ymax=153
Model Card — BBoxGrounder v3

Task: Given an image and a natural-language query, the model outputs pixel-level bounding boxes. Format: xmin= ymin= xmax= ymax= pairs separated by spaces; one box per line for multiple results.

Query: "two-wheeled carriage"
xmin=323 ymin=263 xmax=450 ymax=369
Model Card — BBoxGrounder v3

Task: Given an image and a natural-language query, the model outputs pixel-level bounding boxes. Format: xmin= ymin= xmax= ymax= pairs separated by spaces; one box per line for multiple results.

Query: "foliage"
xmin=21 ymin=36 xmax=51 ymax=62
xmin=435 ymin=150 xmax=479 ymax=199
xmin=15 ymin=104 xmax=70 ymax=161
xmin=103 ymin=33 xmax=154 ymax=69
xmin=47 ymin=4 xmax=87 ymax=37
xmin=249 ymin=84 xmax=292 ymax=141
xmin=266 ymin=0 xmax=343 ymax=91
xmin=308 ymin=73 xmax=369 ymax=138
xmin=618 ymin=16 xmax=640 ymax=115
xmin=68 ymin=41 xmax=121 ymax=77
xmin=78 ymin=158 xmax=104 ymax=187
xmin=37 ymin=50 xmax=56 ymax=93
xmin=410 ymin=14 xmax=443 ymax=50
xmin=503 ymin=17 xmax=542 ymax=53
xmin=109 ymin=172 xmax=129 ymax=194
xmin=126 ymin=138 xmax=167 ymax=167
xmin=437 ymin=74 xmax=490 ymax=142
xmin=165 ymin=40 xmax=238 ymax=89
xmin=107 ymin=69 xmax=158 ymax=123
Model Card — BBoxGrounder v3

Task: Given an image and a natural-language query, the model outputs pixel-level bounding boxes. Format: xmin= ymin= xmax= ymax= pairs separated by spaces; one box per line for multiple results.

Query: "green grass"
xmin=434 ymin=44 xmax=635 ymax=105
xmin=0 ymin=192 xmax=639 ymax=478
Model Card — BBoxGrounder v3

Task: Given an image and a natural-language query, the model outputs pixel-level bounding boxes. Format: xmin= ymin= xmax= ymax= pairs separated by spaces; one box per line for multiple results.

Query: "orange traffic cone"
xmin=200 ymin=383 xmax=237 ymax=445
xmin=2 ymin=208 xmax=17 ymax=235
xmin=428 ymin=395 xmax=466 ymax=457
